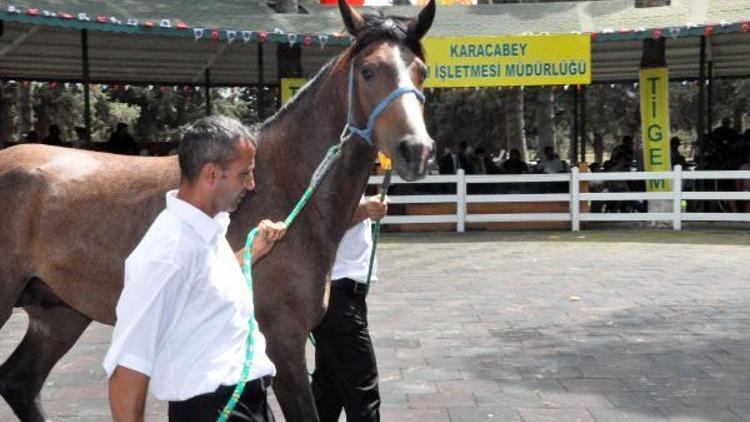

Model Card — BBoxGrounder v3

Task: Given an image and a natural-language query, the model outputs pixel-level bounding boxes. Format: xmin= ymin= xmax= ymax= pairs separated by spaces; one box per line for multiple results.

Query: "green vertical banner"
xmin=639 ymin=67 xmax=672 ymax=191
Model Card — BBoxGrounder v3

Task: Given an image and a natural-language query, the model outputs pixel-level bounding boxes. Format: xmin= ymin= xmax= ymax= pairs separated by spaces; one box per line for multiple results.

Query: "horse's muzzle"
xmin=396 ymin=137 xmax=435 ymax=181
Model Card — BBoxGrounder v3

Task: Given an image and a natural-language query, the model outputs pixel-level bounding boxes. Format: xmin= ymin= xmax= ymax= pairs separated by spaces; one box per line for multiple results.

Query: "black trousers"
xmin=311 ymin=278 xmax=380 ymax=422
xmin=168 ymin=377 xmax=275 ymax=422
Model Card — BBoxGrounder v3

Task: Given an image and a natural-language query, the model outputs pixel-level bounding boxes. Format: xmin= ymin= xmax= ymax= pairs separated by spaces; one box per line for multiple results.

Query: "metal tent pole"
xmin=81 ymin=29 xmax=91 ymax=144
xmin=205 ymin=69 xmax=212 ymax=116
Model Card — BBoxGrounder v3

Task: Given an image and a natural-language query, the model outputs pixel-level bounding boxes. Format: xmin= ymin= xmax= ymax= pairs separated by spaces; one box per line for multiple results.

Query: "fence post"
xmin=672 ymin=164 xmax=682 ymax=231
xmin=570 ymin=167 xmax=581 ymax=231
xmin=456 ymin=169 xmax=466 ymax=233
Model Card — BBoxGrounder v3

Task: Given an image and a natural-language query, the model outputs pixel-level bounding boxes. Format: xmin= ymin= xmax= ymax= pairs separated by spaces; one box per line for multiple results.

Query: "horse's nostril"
xmin=398 ymin=140 xmax=412 ymax=161
xmin=398 ymin=139 xmax=434 ymax=166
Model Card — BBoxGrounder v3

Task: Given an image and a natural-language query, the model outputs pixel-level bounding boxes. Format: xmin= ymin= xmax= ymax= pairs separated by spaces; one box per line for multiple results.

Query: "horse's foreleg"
xmin=265 ymin=320 xmax=319 ymax=422
xmin=0 ymin=266 xmax=28 ymax=331
xmin=0 ymin=302 xmax=90 ymax=422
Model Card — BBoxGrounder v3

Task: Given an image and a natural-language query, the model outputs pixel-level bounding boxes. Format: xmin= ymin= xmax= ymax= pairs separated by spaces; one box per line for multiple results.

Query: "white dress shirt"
xmin=330 ymin=200 xmax=376 ymax=284
xmin=103 ymin=190 xmax=275 ymax=401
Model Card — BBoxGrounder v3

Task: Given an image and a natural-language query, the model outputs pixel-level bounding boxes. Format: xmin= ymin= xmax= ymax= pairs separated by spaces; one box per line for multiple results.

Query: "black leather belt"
xmin=215 ymin=376 xmax=273 ymax=395
xmin=331 ymin=278 xmax=367 ymax=295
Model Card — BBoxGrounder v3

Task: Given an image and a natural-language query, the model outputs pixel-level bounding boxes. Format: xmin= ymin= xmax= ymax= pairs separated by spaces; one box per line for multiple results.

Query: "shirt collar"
xmin=165 ymin=190 xmax=229 ymax=244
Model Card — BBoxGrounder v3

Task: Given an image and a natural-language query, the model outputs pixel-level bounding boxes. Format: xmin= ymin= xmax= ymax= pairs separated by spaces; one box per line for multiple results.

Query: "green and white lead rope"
xmin=217 ymin=144 xmax=344 ymax=422
xmin=364 ymin=153 xmax=392 ymax=295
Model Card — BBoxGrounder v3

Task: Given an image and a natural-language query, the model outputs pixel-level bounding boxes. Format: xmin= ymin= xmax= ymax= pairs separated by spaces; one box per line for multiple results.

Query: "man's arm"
xmin=350 ymin=196 xmax=388 ymax=227
xmin=103 ymin=261 xmax=182 ymax=422
xmin=109 ymin=365 xmax=149 ymax=422
xmin=235 ymin=219 xmax=287 ymax=266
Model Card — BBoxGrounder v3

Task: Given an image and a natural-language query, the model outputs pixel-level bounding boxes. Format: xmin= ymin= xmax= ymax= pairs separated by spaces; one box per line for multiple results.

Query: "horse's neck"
xmin=228 ymin=67 xmax=376 ymax=249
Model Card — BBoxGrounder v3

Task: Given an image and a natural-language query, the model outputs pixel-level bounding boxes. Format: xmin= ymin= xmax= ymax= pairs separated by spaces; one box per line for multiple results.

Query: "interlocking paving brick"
xmin=407 ymin=392 xmax=476 ymax=409
xmin=587 ymin=407 xmax=669 ymax=421
xmin=518 ymin=407 xmax=596 ymax=422
xmin=559 ymin=378 xmax=632 ymax=393
xmin=380 ymin=408 xmax=449 ymax=421
xmin=447 ymin=406 xmax=521 ymax=421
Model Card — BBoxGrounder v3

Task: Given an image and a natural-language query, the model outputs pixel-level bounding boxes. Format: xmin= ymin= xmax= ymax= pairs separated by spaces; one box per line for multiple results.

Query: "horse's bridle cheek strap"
xmin=343 ymin=61 xmax=426 ymax=145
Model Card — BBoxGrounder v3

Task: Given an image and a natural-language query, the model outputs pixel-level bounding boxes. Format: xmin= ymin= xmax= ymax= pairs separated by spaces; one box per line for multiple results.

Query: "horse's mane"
xmin=258 ymin=59 xmax=336 ymax=132
xmin=258 ymin=11 xmax=424 ymax=133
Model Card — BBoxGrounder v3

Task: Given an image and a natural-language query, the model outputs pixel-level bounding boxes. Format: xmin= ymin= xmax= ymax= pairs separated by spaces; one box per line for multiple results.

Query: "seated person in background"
xmin=738 ymin=152 xmax=750 ymax=213
xmin=588 ymin=163 xmax=605 ymax=213
xmin=536 ymin=146 xmax=568 ymax=174
xmin=611 ymin=135 xmax=635 ymax=160
xmin=107 ymin=123 xmax=139 ymax=155
xmin=605 ymin=153 xmax=634 ymax=213
xmin=457 ymin=141 xmax=474 ymax=174
xmin=473 ymin=147 xmax=497 ymax=175
xmin=438 ymin=146 xmax=458 ymax=175
xmin=501 ymin=149 xmax=529 ymax=174
xmin=25 ymin=130 xmax=39 ymax=143
xmin=41 ymin=124 xmax=64 ymax=146
xmin=670 ymin=136 xmax=688 ymax=169
xmin=73 ymin=126 xmax=87 ymax=149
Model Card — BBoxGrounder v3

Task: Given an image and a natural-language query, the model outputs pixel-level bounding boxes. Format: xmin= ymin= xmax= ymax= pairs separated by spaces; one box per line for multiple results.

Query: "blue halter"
xmin=341 ymin=61 xmax=426 ymax=144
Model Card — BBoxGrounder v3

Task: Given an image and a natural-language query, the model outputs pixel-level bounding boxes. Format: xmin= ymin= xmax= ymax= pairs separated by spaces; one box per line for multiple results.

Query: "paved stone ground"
xmin=2 ymin=230 xmax=750 ymax=421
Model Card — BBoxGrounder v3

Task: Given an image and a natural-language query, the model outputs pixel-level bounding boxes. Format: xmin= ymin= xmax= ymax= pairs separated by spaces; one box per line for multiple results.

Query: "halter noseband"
xmin=341 ymin=61 xmax=426 ymax=144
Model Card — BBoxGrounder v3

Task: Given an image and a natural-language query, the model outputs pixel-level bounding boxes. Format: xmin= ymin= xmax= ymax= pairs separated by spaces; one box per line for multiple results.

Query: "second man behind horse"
xmin=312 ymin=195 xmax=388 ymax=422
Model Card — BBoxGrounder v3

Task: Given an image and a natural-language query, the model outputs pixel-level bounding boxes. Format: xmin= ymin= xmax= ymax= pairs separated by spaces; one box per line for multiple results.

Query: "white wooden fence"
xmin=367 ymin=165 xmax=750 ymax=232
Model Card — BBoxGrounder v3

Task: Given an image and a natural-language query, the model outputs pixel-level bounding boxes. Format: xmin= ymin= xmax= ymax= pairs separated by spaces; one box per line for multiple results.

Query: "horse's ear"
xmin=338 ymin=0 xmax=366 ymax=36
xmin=409 ymin=0 xmax=436 ymax=40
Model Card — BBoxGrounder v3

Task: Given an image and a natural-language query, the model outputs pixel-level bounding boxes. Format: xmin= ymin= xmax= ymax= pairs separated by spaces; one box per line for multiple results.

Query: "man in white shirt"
xmin=103 ymin=115 xmax=286 ymax=422
xmin=311 ymin=195 xmax=387 ymax=422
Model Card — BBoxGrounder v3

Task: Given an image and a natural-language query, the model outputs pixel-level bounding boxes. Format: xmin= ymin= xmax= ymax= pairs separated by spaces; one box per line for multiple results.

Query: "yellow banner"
xmin=281 ymin=78 xmax=307 ymax=104
xmin=639 ymin=67 xmax=672 ymax=192
xmin=422 ymin=35 xmax=591 ymax=88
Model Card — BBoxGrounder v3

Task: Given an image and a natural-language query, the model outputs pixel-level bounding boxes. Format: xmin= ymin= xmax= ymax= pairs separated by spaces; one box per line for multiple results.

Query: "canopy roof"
xmin=0 ymin=0 xmax=748 ymax=85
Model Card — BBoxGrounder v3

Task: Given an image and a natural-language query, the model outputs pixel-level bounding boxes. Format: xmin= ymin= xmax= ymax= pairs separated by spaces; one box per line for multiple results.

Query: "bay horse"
xmin=0 ymin=0 xmax=436 ymax=420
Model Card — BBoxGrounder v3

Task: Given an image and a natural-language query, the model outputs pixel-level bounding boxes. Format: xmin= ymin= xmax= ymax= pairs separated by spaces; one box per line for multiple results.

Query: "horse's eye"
xmin=361 ymin=67 xmax=375 ymax=81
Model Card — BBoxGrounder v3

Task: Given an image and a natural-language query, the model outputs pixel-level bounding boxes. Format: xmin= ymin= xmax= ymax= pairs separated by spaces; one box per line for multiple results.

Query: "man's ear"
xmin=200 ymin=162 xmax=221 ymax=186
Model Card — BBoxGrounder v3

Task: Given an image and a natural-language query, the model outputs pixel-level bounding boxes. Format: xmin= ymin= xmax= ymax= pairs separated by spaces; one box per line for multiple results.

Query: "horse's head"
xmin=338 ymin=0 xmax=436 ymax=181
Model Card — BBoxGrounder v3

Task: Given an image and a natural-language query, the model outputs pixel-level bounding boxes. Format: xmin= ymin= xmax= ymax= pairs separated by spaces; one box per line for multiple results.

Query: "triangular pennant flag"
xmin=242 ymin=31 xmax=254 ymax=43
xmin=287 ymin=33 xmax=298 ymax=46
xmin=110 ymin=17 xmax=122 ymax=25
xmin=227 ymin=30 xmax=238 ymax=44
xmin=78 ymin=13 xmax=90 ymax=21
xmin=127 ymin=18 xmax=139 ymax=26
xmin=160 ymin=19 xmax=172 ymax=28
xmin=670 ymin=27 xmax=681 ymax=39
xmin=193 ymin=28 xmax=204 ymax=41
xmin=7 ymin=5 xmax=21 ymax=13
